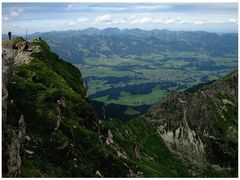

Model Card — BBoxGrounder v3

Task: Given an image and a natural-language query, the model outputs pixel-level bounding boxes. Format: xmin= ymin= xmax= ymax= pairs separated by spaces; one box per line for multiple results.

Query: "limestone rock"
xmin=25 ymin=149 xmax=34 ymax=155
xmin=95 ymin=170 xmax=102 ymax=177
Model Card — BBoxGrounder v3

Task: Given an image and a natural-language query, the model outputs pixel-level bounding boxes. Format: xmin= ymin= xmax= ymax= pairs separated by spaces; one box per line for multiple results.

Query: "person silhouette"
xmin=8 ymin=31 xmax=12 ymax=40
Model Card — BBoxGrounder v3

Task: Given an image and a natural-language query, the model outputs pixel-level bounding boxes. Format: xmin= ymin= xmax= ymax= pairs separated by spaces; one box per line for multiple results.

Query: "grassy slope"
xmin=104 ymin=70 xmax=238 ymax=177
xmin=203 ymin=72 xmax=238 ymax=175
xmin=7 ymin=39 xmax=129 ymax=177
xmin=104 ymin=118 xmax=191 ymax=177
xmin=145 ymin=70 xmax=238 ymax=177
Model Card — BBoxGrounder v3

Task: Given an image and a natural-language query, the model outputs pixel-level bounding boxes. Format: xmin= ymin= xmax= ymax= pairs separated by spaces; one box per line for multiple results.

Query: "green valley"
xmin=25 ymin=29 xmax=237 ymax=112
xmin=76 ymin=52 xmax=237 ymax=106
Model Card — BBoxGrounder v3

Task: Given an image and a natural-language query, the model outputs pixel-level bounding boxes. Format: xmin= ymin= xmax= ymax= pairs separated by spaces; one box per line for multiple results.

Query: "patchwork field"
xmin=75 ymin=52 xmax=237 ymax=106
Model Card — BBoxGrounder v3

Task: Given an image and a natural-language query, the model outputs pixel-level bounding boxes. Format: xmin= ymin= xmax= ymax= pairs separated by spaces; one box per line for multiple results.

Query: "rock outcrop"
xmin=145 ymin=70 xmax=238 ymax=176
xmin=2 ymin=38 xmax=32 ymax=177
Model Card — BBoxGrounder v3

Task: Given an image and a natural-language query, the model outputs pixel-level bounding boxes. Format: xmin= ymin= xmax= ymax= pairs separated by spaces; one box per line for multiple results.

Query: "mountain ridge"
xmin=21 ymin=28 xmax=237 ymax=67
xmin=2 ymin=37 xmax=238 ymax=177
xmin=144 ymin=69 xmax=238 ymax=176
xmin=2 ymin=38 xmax=134 ymax=177
xmin=3 ymin=28 xmax=238 ymax=38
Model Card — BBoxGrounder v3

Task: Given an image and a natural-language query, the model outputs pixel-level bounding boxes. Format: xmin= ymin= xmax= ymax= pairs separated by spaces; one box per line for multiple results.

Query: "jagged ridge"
xmin=144 ymin=70 xmax=238 ymax=176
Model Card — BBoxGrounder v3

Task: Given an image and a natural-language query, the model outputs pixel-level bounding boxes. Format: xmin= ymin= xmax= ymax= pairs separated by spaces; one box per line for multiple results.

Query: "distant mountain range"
xmin=3 ymin=28 xmax=238 ymax=64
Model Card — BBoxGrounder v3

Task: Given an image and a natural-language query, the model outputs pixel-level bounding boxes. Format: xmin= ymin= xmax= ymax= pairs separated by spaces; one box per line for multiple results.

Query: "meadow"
xmin=75 ymin=51 xmax=237 ymax=106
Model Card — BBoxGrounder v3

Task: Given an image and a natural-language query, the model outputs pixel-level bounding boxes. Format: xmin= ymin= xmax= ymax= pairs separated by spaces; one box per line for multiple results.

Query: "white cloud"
xmin=127 ymin=16 xmax=153 ymax=24
xmin=67 ymin=4 xmax=73 ymax=10
xmin=127 ymin=15 xmax=137 ymax=21
xmin=3 ymin=16 xmax=9 ymax=21
xmin=194 ymin=20 xmax=207 ymax=25
xmin=77 ymin=17 xmax=89 ymax=23
xmin=175 ymin=17 xmax=188 ymax=24
xmin=95 ymin=14 xmax=112 ymax=23
xmin=163 ymin=19 xmax=176 ymax=24
xmin=127 ymin=16 xmax=187 ymax=25
xmin=92 ymin=14 xmax=238 ymax=26
xmin=139 ymin=17 xmax=152 ymax=24
xmin=10 ymin=7 xmax=24 ymax=17
xmin=154 ymin=18 xmax=178 ymax=24
xmin=112 ymin=19 xmax=126 ymax=24
xmin=10 ymin=11 xmax=20 ymax=17
xmin=227 ymin=18 xmax=237 ymax=24
xmin=135 ymin=5 xmax=172 ymax=10
xmin=178 ymin=19 xmax=188 ymax=24
xmin=68 ymin=17 xmax=90 ymax=26
xmin=191 ymin=18 xmax=238 ymax=25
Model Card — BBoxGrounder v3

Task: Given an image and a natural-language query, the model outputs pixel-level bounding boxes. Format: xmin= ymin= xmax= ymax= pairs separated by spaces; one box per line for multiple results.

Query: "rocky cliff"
xmin=144 ymin=70 xmax=238 ymax=176
xmin=103 ymin=70 xmax=238 ymax=177
xmin=2 ymin=37 xmax=31 ymax=176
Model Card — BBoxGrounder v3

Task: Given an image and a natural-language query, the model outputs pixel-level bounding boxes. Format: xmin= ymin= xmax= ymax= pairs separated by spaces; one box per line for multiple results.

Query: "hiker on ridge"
xmin=8 ymin=31 xmax=12 ymax=40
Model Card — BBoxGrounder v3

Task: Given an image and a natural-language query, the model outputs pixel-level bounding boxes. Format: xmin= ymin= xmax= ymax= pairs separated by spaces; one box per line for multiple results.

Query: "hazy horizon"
xmin=2 ymin=3 xmax=238 ymax=34
xmin=2 ymin=27 xmax=239 ymax=36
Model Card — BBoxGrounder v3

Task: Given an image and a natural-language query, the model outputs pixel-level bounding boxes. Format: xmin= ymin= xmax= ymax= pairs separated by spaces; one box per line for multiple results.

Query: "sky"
xmin=2 ymin=3 xmax=238 ymax=34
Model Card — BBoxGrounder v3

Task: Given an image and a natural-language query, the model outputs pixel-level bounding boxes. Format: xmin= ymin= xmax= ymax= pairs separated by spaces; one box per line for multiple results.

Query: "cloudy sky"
xmin=2 ymin=3 xmax=238 ymax=34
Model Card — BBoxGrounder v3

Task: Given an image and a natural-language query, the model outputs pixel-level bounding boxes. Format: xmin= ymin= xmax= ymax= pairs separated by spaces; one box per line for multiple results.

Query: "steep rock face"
xmin=104 ymin=118 xmax=191 ymax=177
xmin=145 ymin=70 xmax=238 ymax=176
xmin=2 ymin=37 xmax=31 ymax=177
xmin=2 ymin=38 xmax=132 ymax=177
